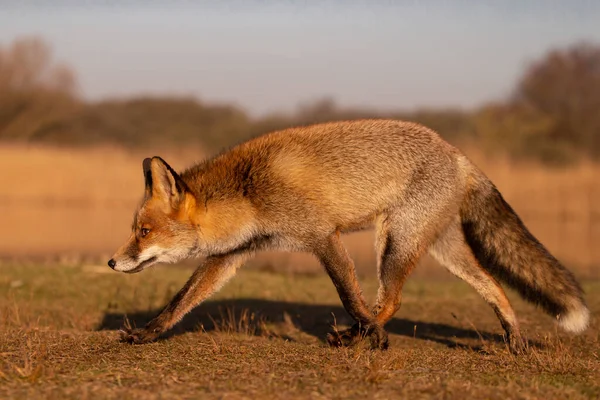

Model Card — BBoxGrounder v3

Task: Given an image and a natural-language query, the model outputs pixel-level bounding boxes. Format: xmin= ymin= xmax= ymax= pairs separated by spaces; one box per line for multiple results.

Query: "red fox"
xmin=109 ymin=119 xmax=589 ymax=352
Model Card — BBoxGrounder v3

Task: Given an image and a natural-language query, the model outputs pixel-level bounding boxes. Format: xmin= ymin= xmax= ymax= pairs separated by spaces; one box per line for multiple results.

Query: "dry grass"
xmin=1 ymin=144 xmax=599 ymax=279
xmin=0 ymin=262 xmax=598 ymax=399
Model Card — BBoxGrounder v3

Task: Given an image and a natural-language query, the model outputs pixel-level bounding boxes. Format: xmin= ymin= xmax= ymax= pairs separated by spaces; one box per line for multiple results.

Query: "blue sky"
xmin=1 ymin=1 xmax=599 ymax=116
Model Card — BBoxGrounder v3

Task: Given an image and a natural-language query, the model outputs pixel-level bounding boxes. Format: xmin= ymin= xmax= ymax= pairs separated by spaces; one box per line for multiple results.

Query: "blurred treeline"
xmin=1 ymin=36 xmax=599 ymax=165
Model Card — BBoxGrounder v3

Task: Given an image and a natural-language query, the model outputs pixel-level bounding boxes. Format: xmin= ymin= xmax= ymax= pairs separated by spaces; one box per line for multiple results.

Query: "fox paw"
xmin=369 ymin=325 xmax=389 ymax=350
xmin=326 ymin=323 xmax=389 ymax=350
xmin=119 ymin=327 xmax=159 ymax=344
xmin=507 ymin=333 xmax=528 ymax=355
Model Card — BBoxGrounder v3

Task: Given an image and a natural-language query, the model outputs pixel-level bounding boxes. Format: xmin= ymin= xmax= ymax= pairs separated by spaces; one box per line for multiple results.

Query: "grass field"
xmin=1 ymin=262 xmax=598 ymax=399
xmin=1 ymin=144 xmax=599 ymax=399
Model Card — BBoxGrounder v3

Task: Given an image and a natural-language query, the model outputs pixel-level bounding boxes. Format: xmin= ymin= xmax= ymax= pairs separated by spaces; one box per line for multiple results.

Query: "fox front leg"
xmin=120 ymin=253 xmax=249 ymax=344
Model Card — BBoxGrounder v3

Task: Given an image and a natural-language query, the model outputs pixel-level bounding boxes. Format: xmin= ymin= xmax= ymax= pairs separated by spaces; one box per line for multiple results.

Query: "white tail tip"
xmin=558 ymin=306 xmax=590 ymax=333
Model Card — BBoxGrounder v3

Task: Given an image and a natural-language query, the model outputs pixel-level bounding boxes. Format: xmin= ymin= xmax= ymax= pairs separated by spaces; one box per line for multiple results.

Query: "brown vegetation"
xmin=1 ymin=37 xmax=600 ymax=164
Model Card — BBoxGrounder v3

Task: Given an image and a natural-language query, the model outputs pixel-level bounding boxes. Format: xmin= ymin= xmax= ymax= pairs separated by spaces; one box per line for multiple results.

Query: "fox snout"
xmin=107 ymin=254 xmax=157 ymax=274
xmin=109 ymin=234 xmax=140 ymax=273
xmin=107 ymin=254 xmax=140 ymax=273
xmin=108 ymin=240 xmax=162 ymax=274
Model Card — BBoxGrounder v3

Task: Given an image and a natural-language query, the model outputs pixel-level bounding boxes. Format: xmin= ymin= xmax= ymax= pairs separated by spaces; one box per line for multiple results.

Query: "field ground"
xmin=0 ymin=262 xmax=598 ymax=399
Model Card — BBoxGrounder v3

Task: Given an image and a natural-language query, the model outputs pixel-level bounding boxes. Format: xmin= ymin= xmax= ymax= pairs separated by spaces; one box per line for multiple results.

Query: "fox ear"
xmin=142 ymin=158 xmax=153 ymax=198
xmin=142 ymin=157 xmax=186 ymax=209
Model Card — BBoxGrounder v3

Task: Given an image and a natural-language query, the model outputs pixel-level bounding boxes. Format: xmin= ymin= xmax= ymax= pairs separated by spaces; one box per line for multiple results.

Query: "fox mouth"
xmin=124 ymin=256 xmax=158 ymax=274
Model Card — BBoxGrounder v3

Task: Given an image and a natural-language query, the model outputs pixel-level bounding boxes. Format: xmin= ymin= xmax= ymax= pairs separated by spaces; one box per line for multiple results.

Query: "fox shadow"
xmin=96 ymin=298 xmax=542 ymax=351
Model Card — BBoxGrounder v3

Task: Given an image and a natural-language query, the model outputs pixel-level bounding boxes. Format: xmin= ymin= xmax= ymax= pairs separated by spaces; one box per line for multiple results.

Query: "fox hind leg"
xmin=428 ymin=219 xmax=525 ymax=353
xmin=314 ymin=232 xmax=388 ymax=349
xmin=371 ymin=209 xmax=444 ymax=328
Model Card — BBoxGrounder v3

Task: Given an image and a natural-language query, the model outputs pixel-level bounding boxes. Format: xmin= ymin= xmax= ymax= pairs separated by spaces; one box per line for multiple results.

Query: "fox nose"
xmin=108 ymin=259 xmax=116 ymax=269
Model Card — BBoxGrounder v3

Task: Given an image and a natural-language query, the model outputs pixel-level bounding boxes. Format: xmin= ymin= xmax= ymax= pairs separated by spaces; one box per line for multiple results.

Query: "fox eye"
xmin=140 ymin=228 xmax=150 ymax=238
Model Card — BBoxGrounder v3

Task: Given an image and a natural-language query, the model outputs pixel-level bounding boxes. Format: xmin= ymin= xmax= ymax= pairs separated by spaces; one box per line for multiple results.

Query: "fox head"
xmin=108 ymin=157 xmax=200 ymax=273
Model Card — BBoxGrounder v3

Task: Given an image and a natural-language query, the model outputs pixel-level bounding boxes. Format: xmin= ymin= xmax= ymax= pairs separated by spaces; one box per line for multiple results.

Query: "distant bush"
xmin=502 ymin=42 xmax=600 ymax=164
xmin=32 ymin=97 xmax=251 ymax=149
xmin=0 ymin=37 xmax=80 ymax=143
xmin=1 ymin=36 xmax=598 ymax=165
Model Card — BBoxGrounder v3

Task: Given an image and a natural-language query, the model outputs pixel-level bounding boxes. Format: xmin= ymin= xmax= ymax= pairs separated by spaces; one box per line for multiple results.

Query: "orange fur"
xmin=109 ymin=119 xmax=589 ymax=351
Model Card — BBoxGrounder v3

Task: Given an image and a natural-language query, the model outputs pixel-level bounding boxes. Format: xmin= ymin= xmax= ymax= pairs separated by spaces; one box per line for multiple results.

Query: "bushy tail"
xmin=460 ymin=174 xmax=589 ymax=333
